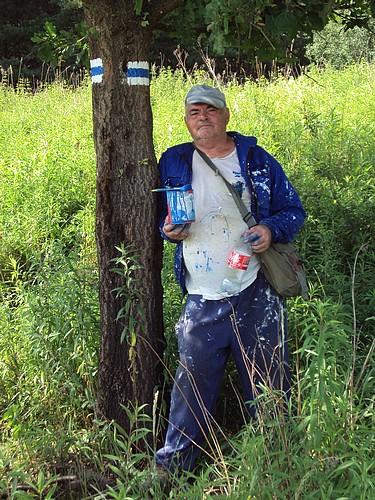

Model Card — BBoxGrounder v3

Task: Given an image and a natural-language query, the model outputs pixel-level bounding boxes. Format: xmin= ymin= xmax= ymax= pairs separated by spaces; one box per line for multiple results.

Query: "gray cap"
xmin=185 ymin=84 xmax=226 ymax=109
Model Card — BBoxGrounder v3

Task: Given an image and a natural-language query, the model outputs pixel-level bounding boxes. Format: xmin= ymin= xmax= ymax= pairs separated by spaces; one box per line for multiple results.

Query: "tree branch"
xmin=147 ymin=0 xmax=184 ymax=29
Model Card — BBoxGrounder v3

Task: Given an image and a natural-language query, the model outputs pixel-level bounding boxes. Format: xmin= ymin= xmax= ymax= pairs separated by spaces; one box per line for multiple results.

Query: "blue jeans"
xmin=156 ymin=271 xmax=290 ymax=471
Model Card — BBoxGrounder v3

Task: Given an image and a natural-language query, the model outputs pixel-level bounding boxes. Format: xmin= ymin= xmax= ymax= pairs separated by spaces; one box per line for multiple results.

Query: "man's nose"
xmin=198 ymin=109 xmax=209 ymax=119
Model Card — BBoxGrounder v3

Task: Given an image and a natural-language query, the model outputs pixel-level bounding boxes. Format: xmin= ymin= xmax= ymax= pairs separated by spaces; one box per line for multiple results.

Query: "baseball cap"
xmin=185 ymin=84 xmax=226 ymax=109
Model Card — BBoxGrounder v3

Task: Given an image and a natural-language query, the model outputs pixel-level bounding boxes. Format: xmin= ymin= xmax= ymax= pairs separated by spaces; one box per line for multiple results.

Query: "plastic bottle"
xmin=220 ymin=233 xmax=260 ymax=295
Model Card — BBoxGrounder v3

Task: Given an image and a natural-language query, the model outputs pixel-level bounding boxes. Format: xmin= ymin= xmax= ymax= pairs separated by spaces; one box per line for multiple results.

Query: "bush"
xmin=306 ymin=19 xmax=375 ymax=68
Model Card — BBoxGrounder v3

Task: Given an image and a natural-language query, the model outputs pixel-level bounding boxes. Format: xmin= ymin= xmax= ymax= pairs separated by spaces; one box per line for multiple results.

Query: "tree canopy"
xmin=0 ymin=0 xmax=374 ymax=82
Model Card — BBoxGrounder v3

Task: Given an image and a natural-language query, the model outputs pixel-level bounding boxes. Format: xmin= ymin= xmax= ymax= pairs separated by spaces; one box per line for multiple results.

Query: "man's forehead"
xmin=186 ymin=102 xmax=221 ymax=110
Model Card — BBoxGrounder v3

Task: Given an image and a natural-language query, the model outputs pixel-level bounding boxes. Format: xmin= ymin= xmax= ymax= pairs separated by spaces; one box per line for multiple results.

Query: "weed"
xmin=0 ymin=64 xmax=374 ymax=498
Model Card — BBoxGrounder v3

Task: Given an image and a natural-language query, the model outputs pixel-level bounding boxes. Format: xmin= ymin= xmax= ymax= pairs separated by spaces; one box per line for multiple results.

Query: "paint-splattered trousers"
xmin=155 ymin=271 xmax=290 ymax=472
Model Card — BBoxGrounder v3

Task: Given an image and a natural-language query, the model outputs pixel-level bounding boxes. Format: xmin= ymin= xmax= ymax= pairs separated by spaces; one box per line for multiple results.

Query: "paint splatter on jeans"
xmin=156 ymin=271 xmax=290 ymax=471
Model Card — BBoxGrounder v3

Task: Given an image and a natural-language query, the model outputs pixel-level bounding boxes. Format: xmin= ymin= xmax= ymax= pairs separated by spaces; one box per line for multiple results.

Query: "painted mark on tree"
xmin=90 ymin=58 xmax=103 ymax=83
xmin=126 ymin=61 xmax=149 ymax=85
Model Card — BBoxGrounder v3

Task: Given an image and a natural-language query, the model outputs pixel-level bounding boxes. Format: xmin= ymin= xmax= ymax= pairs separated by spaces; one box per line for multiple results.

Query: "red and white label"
xmin=227 ymin=250 xmax=251 ymax=270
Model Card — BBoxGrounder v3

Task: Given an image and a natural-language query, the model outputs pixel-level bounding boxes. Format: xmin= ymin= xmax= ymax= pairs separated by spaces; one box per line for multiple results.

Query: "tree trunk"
xmin=82 ymin=0 xmax=166 ymax=433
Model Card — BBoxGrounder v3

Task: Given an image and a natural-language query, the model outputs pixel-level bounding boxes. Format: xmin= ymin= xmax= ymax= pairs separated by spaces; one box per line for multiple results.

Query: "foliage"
xmin=0 ymin=64 xmax=374 ymax=498
xmin=110 ymin=245 xmax=146 ymax=382
xmin=31 ymin=20 xmax=89 ymax=70
xmin=204 ymin=0 xmax=322 ymax=60
xmin=0 ymin=79 xmax=95 ymax=269
xmin=306 ymin=17 xmax=375 ymax=67
xmin=144 ymin=0 xmax=372 ymax=70
xmin=1 ymin=0 xmax=375 ymax=83
xmin=0 ymin=0 xmax=83 ymax=82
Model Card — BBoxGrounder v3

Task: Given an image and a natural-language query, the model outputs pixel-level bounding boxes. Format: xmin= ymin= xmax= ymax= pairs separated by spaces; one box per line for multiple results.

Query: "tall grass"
xmin=0 ymin=65 xmax=374 ymax=498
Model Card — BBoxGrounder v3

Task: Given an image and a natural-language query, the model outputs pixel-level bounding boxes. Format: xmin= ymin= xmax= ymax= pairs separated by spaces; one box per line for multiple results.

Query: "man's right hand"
xmin=163 ymin=217 xmax=191 ymax=240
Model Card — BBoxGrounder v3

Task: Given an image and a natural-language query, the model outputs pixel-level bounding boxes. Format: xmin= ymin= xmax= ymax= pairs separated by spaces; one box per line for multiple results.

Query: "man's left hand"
xmin=245 ymin=224 xmax=272 ymax=253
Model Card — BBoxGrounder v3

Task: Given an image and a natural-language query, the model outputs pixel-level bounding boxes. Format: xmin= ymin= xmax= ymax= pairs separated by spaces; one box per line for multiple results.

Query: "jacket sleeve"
xmin=256 ymin=150 xmax=306 ymax=242
xmin=157 ymin=150 xmax=183 ymax=244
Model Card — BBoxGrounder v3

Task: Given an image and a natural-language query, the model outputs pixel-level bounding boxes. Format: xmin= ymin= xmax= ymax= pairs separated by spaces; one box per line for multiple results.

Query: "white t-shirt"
xmin=183 ymin=149 xmax=260 ymax=300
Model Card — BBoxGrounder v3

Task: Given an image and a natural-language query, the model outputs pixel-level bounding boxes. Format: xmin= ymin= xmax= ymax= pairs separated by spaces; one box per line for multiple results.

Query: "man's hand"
xmin=163 ymin=217 xmax=191 ymax=240
xmin=244 ymin=224 xmax=272 ymax=253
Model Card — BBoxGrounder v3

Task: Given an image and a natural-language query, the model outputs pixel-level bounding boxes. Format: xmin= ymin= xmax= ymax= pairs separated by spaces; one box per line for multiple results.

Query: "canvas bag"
xmin=259 ymin=242 xmax=308 ymax=299
xmin=194 ymin=146 xmax=309 ymax=300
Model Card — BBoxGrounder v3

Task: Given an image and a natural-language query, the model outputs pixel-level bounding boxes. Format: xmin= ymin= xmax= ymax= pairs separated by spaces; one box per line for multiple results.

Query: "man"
xmin=155 ymin=84 xmax=306 ymax=473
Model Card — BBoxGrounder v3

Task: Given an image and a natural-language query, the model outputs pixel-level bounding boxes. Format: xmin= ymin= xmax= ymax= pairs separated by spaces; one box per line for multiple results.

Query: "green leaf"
xmin=134 ymin=0 xmax=143 ymax=16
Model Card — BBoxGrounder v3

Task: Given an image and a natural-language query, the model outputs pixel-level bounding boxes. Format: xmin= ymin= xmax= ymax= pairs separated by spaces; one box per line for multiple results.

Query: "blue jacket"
xmin=158 ymin=132 xmax=306 ymax=294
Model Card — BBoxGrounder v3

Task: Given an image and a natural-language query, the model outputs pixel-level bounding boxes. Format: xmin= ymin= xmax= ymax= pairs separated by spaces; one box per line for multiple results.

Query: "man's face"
xmin=184 ymin=103 xmax=230 ymax=142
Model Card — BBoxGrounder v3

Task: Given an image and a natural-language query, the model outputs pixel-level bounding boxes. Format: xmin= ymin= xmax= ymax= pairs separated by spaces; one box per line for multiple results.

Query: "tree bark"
xmin=82 ymin=0 xmax=182 ymax=433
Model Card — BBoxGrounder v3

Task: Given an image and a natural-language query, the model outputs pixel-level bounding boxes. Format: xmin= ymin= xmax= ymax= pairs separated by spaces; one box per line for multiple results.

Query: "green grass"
xmin=0 ymin=64 xmax=374 ymax=498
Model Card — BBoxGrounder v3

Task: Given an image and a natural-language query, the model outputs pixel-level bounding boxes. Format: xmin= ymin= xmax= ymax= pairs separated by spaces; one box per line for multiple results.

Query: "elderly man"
xmin=155 ymin=84 xmax=305 ymax=473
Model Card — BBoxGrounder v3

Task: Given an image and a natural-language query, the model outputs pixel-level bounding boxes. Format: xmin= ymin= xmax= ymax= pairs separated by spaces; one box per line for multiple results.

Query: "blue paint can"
xmin=152 ymin=184 xmax=195 ymax=224
xmin=166 ymin=184 xmax=195 ymax=224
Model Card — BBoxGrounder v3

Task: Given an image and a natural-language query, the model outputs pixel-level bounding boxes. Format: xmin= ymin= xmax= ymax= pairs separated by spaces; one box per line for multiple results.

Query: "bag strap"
xmin=193 ymin=145 xmax=257 ymax=228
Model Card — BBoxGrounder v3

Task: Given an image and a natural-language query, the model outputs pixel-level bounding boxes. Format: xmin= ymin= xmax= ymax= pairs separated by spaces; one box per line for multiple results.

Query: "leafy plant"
xmin=0 ymin=64 xmax=374 ymax=498
xmin=110 ymin=244 xmax=146 ymax=381
xmin=306 ymin=18 xmax=375 ymax=68
xmin=31 ymin=20 xmax=89 ymax=71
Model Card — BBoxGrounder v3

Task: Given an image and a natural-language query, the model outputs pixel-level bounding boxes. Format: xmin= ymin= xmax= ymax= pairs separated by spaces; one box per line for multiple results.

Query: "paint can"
xmin=152 ymin=184 xmax=195 ymax=224
xmin=166 ymin=184 xmax=195 ymax=224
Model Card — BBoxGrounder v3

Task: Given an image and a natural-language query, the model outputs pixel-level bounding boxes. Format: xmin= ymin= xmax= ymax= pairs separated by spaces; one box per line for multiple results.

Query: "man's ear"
xmin=225 ymin=108 xmax=230 ymax=124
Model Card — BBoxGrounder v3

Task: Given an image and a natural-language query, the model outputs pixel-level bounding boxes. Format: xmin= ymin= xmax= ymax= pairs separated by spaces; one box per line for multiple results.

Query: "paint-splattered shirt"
xmin=158 ymin=132 xmax=306 ymax=296
xmin=183 ymin=149 xmax=260 ymax=299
